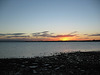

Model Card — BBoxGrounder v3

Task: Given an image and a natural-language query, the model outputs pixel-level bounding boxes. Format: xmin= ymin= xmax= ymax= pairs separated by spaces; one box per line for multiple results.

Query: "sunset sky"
xmin=0 ymin=0 xmax=100 ymax=41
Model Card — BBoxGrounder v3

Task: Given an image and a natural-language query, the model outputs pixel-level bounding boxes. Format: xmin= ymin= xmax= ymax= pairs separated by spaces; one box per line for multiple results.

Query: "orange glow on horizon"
xmin=60 ymin=37 xmax=70 ymax=41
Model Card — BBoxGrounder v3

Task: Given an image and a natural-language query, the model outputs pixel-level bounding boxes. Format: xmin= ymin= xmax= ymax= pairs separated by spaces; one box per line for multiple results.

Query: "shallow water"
xmin=0 ymin=42 xmax=100 ymax=58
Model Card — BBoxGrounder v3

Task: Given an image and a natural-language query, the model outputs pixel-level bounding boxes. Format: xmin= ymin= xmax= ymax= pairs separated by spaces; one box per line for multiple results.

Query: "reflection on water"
xmin=0 ymin=42 xmax=100 ymax=58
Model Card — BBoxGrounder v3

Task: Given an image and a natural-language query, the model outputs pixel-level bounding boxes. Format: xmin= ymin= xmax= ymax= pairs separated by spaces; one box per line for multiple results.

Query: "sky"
xmin=0 ymin=0 xmax=100 ymax=41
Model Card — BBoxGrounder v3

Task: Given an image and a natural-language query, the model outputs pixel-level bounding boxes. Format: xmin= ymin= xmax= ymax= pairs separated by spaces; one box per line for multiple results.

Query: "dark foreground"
xmin=0 ymin=51 xmax=100 ymax=75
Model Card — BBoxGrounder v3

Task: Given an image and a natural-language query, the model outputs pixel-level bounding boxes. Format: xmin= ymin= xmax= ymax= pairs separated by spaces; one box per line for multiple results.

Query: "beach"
xmin=0 ymin=51 xmax=100 ymax=75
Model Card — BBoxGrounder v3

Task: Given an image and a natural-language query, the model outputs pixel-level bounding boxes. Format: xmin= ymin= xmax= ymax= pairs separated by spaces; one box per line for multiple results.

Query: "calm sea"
xmin=0 ymin=42 xmax=100 ymax=58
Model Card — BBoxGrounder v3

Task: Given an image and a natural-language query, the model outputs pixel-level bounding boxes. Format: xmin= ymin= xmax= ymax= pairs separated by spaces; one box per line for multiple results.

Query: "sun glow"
xmin=60 ymin=37 xmax=70 ymax=41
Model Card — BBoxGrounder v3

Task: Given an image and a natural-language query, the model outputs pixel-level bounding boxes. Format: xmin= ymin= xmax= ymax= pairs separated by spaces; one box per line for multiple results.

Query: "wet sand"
xmin=0 ymin=51 xmax=100 ymax=75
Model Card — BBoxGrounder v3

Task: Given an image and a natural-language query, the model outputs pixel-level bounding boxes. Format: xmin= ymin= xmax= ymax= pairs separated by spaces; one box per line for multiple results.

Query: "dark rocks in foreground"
xmin=0 ymin=51 xmax=100 ymax=75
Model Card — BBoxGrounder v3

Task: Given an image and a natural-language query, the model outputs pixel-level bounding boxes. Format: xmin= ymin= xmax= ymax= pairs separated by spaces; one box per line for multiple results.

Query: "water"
xmin=0 ymin=42 xmax=100 ymax=58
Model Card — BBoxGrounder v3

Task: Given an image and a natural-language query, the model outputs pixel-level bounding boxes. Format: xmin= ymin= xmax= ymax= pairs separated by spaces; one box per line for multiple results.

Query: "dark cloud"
xmin=54 ymin=35 xmax=76 ymax=37
xmin=6 ymin=35 xmax=30 ymax=38
xmin=89 ymin=34 xmax=100 ymax=36
xmin=32 ymin=31 xmax=77 ymax=38
xmin=0 ymin=33 xmax=29 ymax=39
xmin=0 ymin=33 xmax=6 ymax=36
xmin=41 ymin=31 xmax=49 ymax=34
xmin=32 ymin=31 xmax=52 ymax=37
xmin=0 ymin=33 xmax=25 ymax=36
xmin=84 ymin=33 xmax=100 ymax=36
xmin=7 ymin=33 xmax=25 ymax=35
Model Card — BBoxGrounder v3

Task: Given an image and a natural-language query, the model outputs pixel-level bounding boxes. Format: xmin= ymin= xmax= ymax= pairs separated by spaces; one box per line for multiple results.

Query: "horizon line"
xmin=0 ymin=40 xmax=100 ymax=42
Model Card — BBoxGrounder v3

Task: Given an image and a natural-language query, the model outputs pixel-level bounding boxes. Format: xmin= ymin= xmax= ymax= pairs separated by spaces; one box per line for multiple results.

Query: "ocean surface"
xmin=0 ymin=42 xmax=100 ymax=58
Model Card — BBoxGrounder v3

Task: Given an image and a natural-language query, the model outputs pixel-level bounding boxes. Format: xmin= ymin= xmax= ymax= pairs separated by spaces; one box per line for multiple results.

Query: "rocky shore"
xmin=0 ymin=51 xmax=100 ymax=75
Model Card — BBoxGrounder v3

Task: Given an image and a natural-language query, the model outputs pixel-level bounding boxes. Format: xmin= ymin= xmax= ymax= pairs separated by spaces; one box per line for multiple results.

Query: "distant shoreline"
xmin=0 ymin=40 xmax=100 ymax=42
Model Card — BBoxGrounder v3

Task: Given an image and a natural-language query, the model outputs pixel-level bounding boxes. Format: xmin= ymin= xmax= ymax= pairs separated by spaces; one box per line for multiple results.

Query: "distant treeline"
xmin=0 ymin=40 xmax=100 ymax=42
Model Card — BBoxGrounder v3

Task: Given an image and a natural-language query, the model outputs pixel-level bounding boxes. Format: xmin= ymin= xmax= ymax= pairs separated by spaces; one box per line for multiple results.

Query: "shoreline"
xmin=0 ymin=51 xmax=100 ymax=75
xmin=0 ymin=50 xmax=100 ymax=59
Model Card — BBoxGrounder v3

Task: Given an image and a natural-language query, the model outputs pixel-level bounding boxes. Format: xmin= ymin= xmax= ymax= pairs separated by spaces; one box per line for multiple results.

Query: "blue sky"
xmin=0 ymin=0 xmax=100 ymax=41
